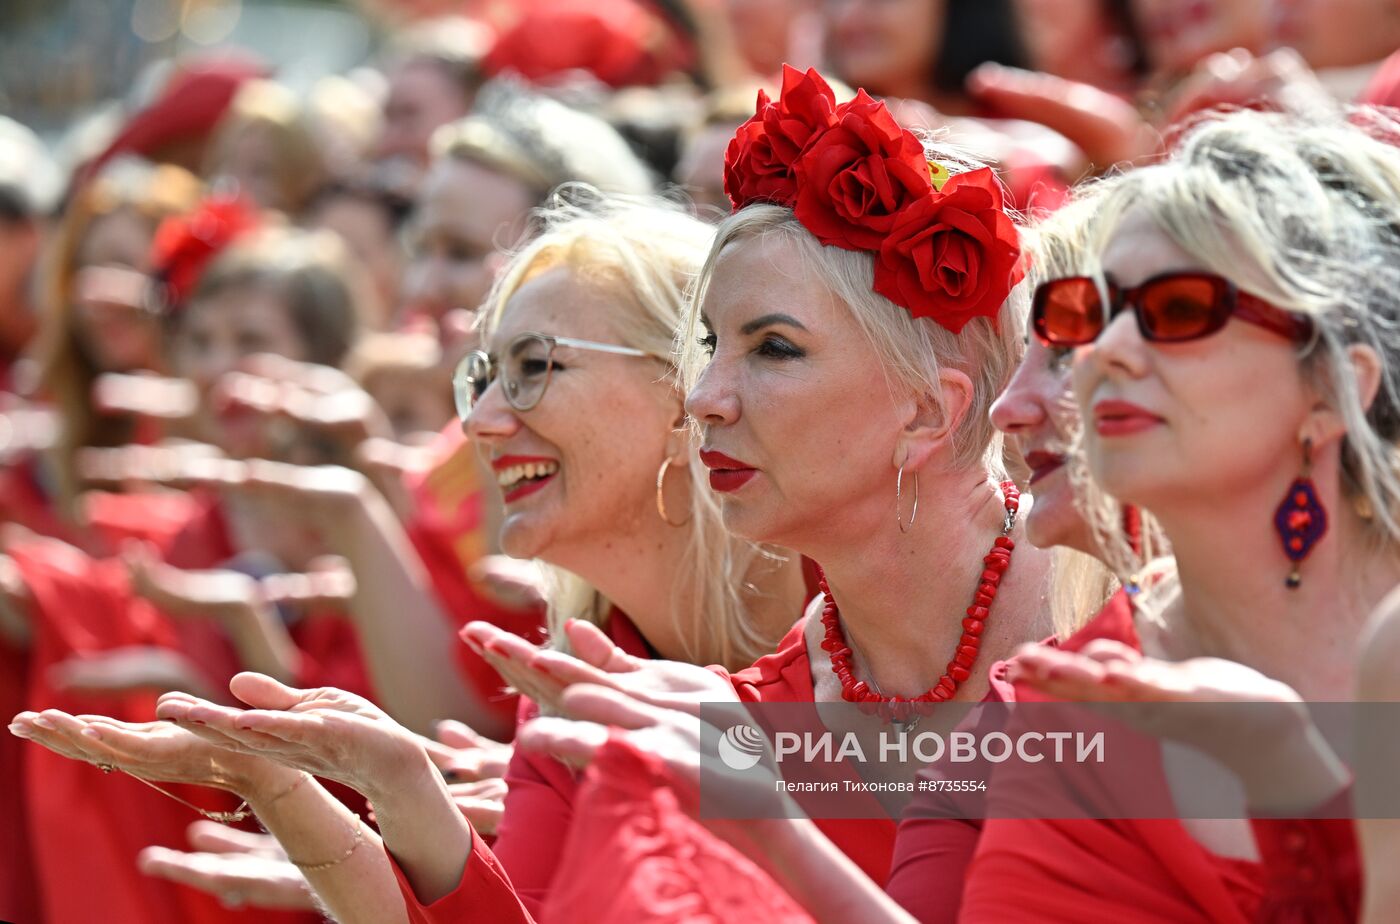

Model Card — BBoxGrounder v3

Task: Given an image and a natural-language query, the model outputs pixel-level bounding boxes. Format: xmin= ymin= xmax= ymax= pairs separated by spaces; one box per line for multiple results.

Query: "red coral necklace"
xmin=819 ymin=480 xmax=1020 ymax=729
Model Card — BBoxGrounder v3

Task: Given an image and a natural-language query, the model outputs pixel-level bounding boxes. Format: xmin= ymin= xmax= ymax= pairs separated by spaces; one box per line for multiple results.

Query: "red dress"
xmin=958 ymin=592 xmax=1361 ymax=923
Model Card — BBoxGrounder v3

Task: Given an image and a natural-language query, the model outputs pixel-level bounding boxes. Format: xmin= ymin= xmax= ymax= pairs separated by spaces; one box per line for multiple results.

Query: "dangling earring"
xmin=896 ymin=464 xmax=919 ymax=533
xmin=656 ymin=456 xmax=690 ymax=527
xmin=1274 ymin=437 xmax=1327 ymax=589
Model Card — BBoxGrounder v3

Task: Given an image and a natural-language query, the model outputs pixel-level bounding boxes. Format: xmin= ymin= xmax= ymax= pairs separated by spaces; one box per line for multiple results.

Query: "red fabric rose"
xmin=149 ymin=195 xmax=260 ymax=312
xmin=723 ymin=65 xmax=838 ymax=209
xmin=873 ymin=168 xmax=1025 ymax=333
xmin=792 ymin=90 xmax=933 ymax=251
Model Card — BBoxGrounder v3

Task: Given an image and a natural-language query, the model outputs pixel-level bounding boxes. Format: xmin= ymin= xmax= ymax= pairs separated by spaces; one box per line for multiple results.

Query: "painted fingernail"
xmin=32 ymin=717 xmax=55 ymax=730
xmin=8 ymin=723 xmax=30 ymax=738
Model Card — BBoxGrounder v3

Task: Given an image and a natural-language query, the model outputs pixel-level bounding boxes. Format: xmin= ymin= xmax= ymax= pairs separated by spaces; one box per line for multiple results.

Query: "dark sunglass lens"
xmin=1139 ymin=277 xmax=1224 ymax=341
xmin=1036 ymin=278 xmax=1104 ymax=345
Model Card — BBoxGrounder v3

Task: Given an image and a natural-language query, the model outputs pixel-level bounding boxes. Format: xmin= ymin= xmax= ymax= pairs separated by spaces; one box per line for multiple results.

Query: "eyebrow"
xmin=740 ymin=313 xmax=809 ymax=336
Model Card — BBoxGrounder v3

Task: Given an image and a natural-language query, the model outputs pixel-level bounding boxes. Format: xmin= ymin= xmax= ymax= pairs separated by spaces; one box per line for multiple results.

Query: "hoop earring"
xmin=656 ymin=456 xmax=691 ymax=527
xmin=896 ymin=464 xmax=919 ymax=533
xmin=1274 ymin=437 xmax=1327 ymax=589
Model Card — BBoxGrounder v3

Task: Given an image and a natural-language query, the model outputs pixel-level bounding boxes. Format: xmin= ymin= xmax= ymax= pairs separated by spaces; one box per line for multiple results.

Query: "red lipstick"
xmin=492 ymin=454 xmax=560 ymax=504
xmin=699 ymin=449 xmax=758 ymax=493
xmin=1023 ymin=450 xmax=1066 ymax=485
xmin=1092 ymin=400 xmax=1165 ymax=437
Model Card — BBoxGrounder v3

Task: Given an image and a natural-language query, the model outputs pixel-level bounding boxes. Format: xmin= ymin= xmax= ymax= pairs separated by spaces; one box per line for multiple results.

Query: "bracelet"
xmin=261 ymin=771 xmax=313 ymax=808
xmin=289 ymin=816 xmax=365 ymax=872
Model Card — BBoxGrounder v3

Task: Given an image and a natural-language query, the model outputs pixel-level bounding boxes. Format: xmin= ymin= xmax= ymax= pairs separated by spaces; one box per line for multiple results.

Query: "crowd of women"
xmin=3 ymin=0 xmax=1400 ymax=921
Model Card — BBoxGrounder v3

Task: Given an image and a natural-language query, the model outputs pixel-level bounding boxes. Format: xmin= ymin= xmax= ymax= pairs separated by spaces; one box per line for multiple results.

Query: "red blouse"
xmin=958 ymin=591 xmax=1362 ymax=923
xmin=392 ymin=613 xmax=901 ymax=921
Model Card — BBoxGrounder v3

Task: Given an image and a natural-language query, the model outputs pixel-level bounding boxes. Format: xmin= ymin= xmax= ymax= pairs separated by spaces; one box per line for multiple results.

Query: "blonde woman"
xmin=957 ymin=107 xmax=1400 ymax=921
xmin=9 ymin=192 xmax=805 ymax=924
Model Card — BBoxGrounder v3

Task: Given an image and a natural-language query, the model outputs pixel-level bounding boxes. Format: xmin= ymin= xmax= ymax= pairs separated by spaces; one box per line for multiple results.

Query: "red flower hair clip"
xmin=722 ymin=65 xmax=1025 ymax=333
xmin=149 ymin=194 xmax=261 ymax=313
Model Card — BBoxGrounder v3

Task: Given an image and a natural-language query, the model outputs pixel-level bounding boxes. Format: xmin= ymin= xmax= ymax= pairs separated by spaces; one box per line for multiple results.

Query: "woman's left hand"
xmin=1008 ymin=640 xmax=1349 ymax=809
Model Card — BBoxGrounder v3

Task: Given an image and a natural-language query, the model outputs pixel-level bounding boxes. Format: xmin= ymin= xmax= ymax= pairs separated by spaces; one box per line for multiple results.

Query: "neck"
xmin=1148 ymin=469 xmax=1400 ymax=699
xmin=816 ymin=469 xmax=1053 ymax=700
xmin=559 ymin=500 xmax=802 ymax=671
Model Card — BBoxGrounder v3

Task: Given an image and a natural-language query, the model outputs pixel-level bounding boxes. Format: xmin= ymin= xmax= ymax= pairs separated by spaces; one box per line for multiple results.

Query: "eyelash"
xmin=756 ymin=335 xmax=803 ymax=359
xmin=697 ymin=332 xmax=805 ymax=360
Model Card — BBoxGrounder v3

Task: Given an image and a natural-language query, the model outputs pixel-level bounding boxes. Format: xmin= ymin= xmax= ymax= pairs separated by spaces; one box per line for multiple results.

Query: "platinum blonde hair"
xmin=678 ymin=145 xmax=1028 ymax=482
xmin=1034 ymin=107 xmax=1400 ymax=616
xmin=477 ymin=186 xmax=789 ymax=668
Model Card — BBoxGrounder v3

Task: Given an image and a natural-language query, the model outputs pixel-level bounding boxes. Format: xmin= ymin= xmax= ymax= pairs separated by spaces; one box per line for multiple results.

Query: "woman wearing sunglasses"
xmin=947 ymin=108 xmax=1400 ymax=921
xmin=464 ymin=107 xmax=1400 ymax=923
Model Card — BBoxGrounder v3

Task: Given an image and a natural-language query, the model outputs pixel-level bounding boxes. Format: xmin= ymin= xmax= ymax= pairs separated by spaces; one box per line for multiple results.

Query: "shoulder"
xmin=724 ymin=615 xmax=814 ymax=702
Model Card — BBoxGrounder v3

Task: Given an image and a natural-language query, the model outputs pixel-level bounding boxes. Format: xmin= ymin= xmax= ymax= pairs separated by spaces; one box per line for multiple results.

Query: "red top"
xmin=719 ymin=618 xmax=900 ymax=885
xmin=390 ymin=610 xmax=653 ymax=924
xmin=393 ymin=612 xmax=901 ymax=922
xmin=884 ymin=654 xmax=1025 ymax=923
xmin=958 ymin=591 xmax=1360 ymax=923
xmin=540 ymin=733 xmax=814 ymax=924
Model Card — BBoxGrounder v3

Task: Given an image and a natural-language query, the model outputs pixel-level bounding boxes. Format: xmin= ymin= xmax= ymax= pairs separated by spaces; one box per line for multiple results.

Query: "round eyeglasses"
xmin=453 ymin=332 xmax=656 ymax=419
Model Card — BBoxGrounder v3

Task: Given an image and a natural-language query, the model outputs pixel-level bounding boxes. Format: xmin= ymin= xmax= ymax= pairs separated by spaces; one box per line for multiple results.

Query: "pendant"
xmin=891 ymin=714 xmax=921 ymax=735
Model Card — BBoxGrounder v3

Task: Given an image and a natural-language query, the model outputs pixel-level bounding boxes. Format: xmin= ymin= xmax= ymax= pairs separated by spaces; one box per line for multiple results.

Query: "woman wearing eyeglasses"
xmin=9 ymin=192 xmax=808 ymax=924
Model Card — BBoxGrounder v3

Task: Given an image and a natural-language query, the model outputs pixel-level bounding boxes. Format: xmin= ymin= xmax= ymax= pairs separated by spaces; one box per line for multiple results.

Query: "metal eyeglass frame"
xmin=453 ymin=332 xmax=655 ymax=418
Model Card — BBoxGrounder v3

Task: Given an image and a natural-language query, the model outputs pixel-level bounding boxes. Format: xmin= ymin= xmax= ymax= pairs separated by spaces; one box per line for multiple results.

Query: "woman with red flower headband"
xmin=435 ymin=65 xmax=1057 ymax=919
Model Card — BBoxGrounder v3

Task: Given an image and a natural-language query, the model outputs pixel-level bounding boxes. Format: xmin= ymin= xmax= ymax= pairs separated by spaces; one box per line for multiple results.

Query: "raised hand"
xmin=47 ymin=646 xmax=223 ymax=700
xmin=424 ymin=718 xmax=513 ymax=782
xmin=139 ymin=822 xmax=317 ymax=912
xmin=462 ymin=618 xmax=739 ymax=716
xmin=467 ymin=555 xmax=548 ymax=612
xmin=212 ymin=354 xmax=391 ymax=455
xmin=7 ymin=708 xmax=293 ymax=798
xmin=966 ymin=63 xmax=1158 ymax=173
xmin=1007 ymin=640 xmax=1348 ymax=810
xmin=156 ymin=673 xmax=432 ymax=801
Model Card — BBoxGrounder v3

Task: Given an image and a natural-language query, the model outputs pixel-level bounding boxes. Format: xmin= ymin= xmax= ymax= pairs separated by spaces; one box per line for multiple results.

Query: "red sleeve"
xmin=389 ymin=827 xmax=535 ymax=924
xmin=1250 ymin=787 xmax=1361 ymax=924
xmin=886 ymin=817 xmax=981 ymax=923
xmin=486 ymin=702 xmax=583 ymax=919
xmin=541 ymin=734 xmax=813 ymax=924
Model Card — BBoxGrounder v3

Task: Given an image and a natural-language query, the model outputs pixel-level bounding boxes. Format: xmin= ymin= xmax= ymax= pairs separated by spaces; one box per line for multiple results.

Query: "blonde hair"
xmin=477 ymin=187 xmax=787 ymax=669
xmin=1035 ymin=107 xmax=1400 ymax=615
xmin=679 ymin=146 xmax=1027 ymax=481
xmin=206 ymin=80 xmax=325 ymax=215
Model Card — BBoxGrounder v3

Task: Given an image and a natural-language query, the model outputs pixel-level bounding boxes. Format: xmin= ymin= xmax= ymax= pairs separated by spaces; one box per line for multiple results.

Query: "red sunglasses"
xmin=1032 ymin=272 xmax=1314 ymax=347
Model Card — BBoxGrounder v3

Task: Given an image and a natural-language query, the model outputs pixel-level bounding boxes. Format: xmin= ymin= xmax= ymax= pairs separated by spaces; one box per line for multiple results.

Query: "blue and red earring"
xmin=1274 ymin=438 xmax=1327 ymax=589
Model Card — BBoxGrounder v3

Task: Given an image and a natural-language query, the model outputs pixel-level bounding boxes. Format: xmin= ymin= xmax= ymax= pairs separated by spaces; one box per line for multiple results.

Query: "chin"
xmin=497 ymin=517 xmax=552 ymax=562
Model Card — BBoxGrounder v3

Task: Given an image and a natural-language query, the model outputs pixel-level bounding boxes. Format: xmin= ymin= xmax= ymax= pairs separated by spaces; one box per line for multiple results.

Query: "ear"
xmin=663 ymin=402 xmax=693 ymax=467
xmin=893 ymin=367 xmax=975 ymax=472
xmin=1299 ymin=343 xmax=1383 ymax=448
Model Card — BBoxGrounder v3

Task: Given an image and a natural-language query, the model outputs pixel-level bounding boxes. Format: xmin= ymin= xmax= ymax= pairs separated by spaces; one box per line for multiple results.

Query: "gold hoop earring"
xmin=656 ymin=456 xmax=691 ymax=527
xmin=896 ymin=464 xmax=919 ymax=533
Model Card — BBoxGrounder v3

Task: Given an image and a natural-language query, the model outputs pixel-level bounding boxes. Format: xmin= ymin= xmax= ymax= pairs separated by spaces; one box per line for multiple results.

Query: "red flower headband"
xmin=149 ymin=194 xmax=261 ymax=313
xmin=723 ymin=66 xmax=1025 ymax=334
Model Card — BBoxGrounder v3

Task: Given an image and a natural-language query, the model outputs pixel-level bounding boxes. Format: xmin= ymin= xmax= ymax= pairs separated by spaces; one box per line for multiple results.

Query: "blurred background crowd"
xmin=3 ymin=0 xmax=1400 ymax=921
